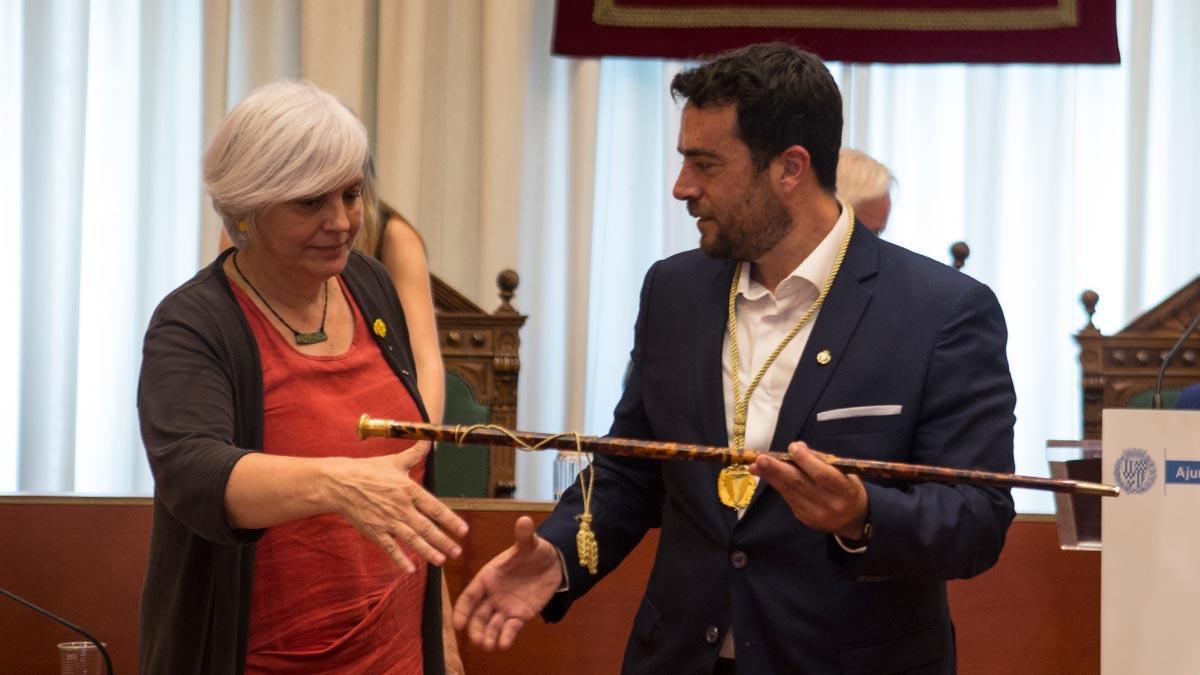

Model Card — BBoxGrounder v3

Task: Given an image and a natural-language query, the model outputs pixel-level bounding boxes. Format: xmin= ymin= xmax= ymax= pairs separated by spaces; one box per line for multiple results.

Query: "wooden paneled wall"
xmin=0 ymin=497 xmax=1097 ymax=674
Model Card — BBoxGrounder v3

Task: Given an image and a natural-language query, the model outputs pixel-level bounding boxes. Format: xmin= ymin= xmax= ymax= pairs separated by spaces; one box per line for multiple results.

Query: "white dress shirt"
xmin=719 ymin=205 xmax=851 ymax=658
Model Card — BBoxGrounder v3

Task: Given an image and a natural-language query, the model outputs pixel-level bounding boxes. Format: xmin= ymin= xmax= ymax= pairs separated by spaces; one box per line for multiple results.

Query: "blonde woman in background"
xmin=354 ymin=199 xmax=445 ymax=431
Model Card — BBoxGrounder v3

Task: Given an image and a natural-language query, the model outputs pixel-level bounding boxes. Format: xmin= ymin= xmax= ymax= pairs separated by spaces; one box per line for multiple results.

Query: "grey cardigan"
xmin=136 ymin=249 xmax=443 ymax=674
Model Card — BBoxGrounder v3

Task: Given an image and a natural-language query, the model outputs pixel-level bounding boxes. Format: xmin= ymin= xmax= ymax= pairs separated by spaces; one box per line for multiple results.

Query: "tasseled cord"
xmin=454 ymin=425 xmax=599 ymax=575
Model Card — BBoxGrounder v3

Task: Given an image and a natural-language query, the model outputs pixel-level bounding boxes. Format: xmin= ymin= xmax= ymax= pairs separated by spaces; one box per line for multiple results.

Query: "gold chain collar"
xmin=718 ymin=200 xmax=856 ymax=509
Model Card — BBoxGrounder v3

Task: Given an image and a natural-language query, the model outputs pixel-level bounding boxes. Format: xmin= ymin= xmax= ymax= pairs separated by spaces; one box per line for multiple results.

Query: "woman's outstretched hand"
xmin=333 ymin=441 xmax=469 ymax=572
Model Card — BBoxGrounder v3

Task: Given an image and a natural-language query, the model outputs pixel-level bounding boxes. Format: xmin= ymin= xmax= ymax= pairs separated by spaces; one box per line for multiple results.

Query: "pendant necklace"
xmin=718 ymin=201 xmax=855 ymax=510
xmin=232 ymin=252 xmax=329 ymax=345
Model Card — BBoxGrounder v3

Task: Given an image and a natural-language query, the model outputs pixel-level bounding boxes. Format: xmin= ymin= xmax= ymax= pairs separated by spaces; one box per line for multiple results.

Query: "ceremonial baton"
xmin=357 ymin=415 xmax=1119 ymax=497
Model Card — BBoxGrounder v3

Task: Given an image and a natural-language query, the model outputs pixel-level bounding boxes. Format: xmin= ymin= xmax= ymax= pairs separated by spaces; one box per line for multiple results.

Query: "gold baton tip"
xmin=1072 ymin=480 xmax=1120 ymax=497
xmin=358 ymin=414 xmax=394 ymax=440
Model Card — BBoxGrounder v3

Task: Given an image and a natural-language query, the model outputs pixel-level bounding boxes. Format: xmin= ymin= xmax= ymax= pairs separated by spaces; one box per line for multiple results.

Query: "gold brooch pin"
xmin=816 ymin=349 xmax=832 ymax=365
xmin=373 ymin=319 xmax=388 ymax=338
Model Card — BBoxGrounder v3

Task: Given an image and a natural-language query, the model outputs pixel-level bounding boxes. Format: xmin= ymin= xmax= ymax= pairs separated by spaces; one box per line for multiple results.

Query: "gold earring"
xmin=237 ymin=220 xmax=248 ymax=232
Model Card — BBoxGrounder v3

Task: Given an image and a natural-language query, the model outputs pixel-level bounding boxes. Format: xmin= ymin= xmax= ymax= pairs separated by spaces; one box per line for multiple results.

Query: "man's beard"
xmin=696 ymin=185 xmax=792 ymax=261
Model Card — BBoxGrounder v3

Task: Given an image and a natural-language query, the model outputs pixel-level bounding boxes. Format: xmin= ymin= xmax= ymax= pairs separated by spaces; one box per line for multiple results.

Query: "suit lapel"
xmin=695 ymin=260 xmax=735 ymax=448
xmin=693 ymin=260 xmax=738 ymax=528
xmin=742 ymin=222 xmax=880 ymax=515
xmin=769 ymin=226 xmax=878 ymax=450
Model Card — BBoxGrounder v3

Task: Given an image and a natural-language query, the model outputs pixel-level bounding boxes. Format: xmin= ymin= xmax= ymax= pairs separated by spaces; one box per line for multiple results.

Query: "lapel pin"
xmin=816 ymin=349 xmax=832 ymax=365
xmin=373 ymin=319 xmax=388 ymax=338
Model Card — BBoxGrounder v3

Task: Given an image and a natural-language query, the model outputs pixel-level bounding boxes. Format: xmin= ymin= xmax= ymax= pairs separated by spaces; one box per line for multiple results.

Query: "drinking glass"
xmin=57 ymin=641 xmax=106 ymax=675
xmin=553 ymin=451 xmax=590 ymax=499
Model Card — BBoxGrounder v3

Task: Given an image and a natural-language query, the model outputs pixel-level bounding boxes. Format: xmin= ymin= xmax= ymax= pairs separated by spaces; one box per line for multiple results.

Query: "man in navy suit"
xmin=454 ymin=43 xmax=1017 ymax=674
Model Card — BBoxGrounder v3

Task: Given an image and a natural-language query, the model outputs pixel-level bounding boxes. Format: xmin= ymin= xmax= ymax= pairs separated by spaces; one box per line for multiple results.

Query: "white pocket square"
xmin=816 ymin=405 xmax=902 ymax=422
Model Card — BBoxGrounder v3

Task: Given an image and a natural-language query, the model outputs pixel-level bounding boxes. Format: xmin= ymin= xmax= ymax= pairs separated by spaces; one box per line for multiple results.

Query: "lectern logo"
xmin=1114 ymin=448 xmax=1157 ymax=495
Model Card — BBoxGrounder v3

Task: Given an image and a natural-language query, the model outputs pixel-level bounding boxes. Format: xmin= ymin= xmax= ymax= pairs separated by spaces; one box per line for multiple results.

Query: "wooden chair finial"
xmin=950 ymin=241 xmax=970 ymax=270
xmin=496 ymin=269 xmax=520 ymax=314
xmin=1080 ymin=289 xmax=1100 ymax=333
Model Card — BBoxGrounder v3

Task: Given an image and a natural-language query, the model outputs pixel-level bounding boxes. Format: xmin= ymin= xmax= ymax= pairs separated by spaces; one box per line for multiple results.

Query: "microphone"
xmin=0 ymin=586 xmax=114 ymax=674
xmin=1151 ymin=311 xmax=1200 ymax=409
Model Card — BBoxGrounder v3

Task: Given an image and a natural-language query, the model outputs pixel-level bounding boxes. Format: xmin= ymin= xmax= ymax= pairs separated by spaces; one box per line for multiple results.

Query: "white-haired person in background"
xmin=836 ymin=148 xmax=895 ymax=234
xmin=138 ymin=80 xmax=468 ymax=675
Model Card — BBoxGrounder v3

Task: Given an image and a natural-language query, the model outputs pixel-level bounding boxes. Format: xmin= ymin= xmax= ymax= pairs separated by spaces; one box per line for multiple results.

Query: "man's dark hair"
xmin=671 ymin=42 xmax=842 ymax=192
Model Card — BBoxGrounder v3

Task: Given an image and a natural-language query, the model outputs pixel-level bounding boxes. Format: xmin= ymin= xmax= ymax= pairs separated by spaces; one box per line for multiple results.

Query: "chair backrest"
xmin=1123 ymin=386 xmax=1189 ymax=410
xmin=435 ymin=372 xmax=493 ymax=497
xmin=1075 ymin=276 xmax=1200 ymax=439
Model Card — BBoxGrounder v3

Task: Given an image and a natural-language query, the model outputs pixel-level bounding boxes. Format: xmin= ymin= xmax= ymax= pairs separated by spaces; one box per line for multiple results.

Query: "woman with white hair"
xmin=217 ymin=179 xmax=447 ymax=447
xmin=137 ymin=80 xmax=467 ymax=674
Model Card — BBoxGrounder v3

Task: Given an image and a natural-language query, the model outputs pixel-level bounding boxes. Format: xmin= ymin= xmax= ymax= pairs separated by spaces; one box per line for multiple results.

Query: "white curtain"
xmin=5 ymin=0 xmax=1199 ymax=514
xmin=1 ymin=0 xmax=201 ymax=494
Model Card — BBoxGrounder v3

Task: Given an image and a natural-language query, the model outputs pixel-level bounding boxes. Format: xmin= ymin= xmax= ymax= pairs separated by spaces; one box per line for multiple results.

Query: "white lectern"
xmin=1102 ymin=409 xmax=1200 ymax=674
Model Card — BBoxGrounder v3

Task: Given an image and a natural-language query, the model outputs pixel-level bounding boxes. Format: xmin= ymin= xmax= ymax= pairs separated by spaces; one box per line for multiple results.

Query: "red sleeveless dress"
xmin=232 ymin=278 xmax=427 ymax=674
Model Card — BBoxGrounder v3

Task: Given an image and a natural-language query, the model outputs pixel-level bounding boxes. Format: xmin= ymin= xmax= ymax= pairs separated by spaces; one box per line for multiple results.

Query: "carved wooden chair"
xmin=431 ymin=271 xmax=525 ymax=497
xmin=1075 ymin=276 xmax=1200 ymax=439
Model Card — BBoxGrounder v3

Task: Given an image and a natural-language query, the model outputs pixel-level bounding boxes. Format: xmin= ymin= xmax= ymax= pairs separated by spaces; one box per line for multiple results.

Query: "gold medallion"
xmin=718 ymin=464 xmax=758 ymax=509
xmin=721 ymin=200 xmax=854 ymax=510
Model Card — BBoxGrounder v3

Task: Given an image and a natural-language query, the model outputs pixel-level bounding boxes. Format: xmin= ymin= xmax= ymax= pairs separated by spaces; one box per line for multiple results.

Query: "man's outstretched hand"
xmin=452 ymin=516 xmax=563 ymax=651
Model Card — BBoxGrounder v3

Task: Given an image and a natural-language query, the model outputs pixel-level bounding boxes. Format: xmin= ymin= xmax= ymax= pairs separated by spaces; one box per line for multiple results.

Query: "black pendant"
xmin=295 ymin=330 xmax=328 ymax=345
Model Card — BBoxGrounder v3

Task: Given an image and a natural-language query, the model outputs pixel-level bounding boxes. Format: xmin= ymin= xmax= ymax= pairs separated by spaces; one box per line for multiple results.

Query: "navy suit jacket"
xmin=1176 ymin=384 xmax=1200 ymax=409
xmin=540 ymin=222 xmax=1017 ymax=674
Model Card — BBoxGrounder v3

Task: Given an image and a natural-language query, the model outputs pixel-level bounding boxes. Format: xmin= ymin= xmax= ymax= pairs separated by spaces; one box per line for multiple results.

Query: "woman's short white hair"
xmin=204 ymin=80 xmax=370 ymax=248
xmin=836 ymin=148 xmax=895 ymax=206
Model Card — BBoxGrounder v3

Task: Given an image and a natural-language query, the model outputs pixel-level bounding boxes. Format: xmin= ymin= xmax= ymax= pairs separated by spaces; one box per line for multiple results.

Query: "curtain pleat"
xmin=18 ymin=0 xmax=89 ymax=491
